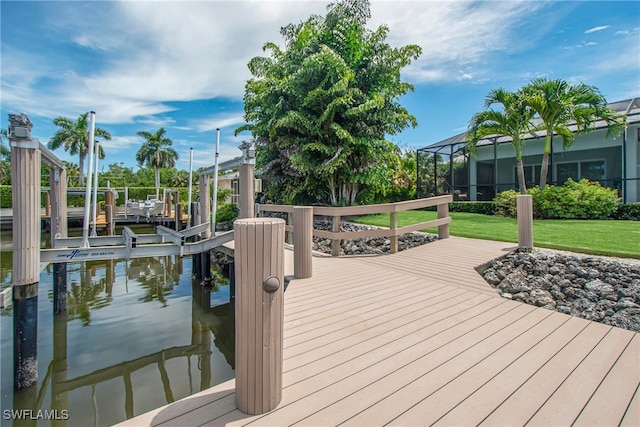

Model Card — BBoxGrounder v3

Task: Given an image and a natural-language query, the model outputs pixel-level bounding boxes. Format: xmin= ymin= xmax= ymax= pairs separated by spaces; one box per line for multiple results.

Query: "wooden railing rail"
xmin=258 ymin=195 xmax=452 ymax=256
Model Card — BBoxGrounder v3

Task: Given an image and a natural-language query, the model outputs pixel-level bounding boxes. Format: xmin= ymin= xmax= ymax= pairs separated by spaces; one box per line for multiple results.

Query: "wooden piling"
xmin=234 ymin=218 xmax=284 ymax=414
xmin=176 ymin=203 xmax=183 ymax=231
xmin=293 ymin=206 xmax=313 ymax=279
xmin=10 ymin=116 xmax=41 ymax=390
xmin=517 ymin=194 xmax=534 ymax=249
xmin=239 ymin=163 xmax=255 ymax=219
xmin=199 ymin=175 xmax=210 ymax=238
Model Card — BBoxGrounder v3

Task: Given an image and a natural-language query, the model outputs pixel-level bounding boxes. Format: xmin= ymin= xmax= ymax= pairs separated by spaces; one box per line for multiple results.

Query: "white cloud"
xmin=585 ymin=25 xmax=609 ymax=34
xmin=370 ymin=0 xmax=548 ymax=83
xmin=192 ymin=113 xmax=246 ymax=133
xmin=1 ymin=0 xmax=553 ymax=125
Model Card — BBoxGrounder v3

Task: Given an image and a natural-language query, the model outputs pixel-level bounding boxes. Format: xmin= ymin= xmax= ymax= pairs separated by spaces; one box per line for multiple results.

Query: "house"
xmin=417 ymin=98 xmax=640 ymax=204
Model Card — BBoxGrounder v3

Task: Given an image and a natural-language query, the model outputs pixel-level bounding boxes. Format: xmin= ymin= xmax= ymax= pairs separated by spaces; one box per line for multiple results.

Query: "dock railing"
xmin=258 ymin=195 xmax=453 ymax=258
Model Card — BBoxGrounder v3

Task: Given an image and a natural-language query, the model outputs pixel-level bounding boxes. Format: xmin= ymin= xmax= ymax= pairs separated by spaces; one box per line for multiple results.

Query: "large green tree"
xmin=235 ymin=0 xmax=421 ymax=205
xmin=521 ymin=78 xmax=624 ymax=188
xmin=48 ymin=113 xmax=111 ymax=186
xmin=467 ymin=89 xmax=535 ymax=193
xmin=135 ymin=127 xmax=178 ymax=199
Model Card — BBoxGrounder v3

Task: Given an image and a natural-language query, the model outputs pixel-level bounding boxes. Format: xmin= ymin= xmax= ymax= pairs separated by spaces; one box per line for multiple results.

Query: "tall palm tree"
xmin=135 ymin=128 xmax=179 ymax=199
xmin=48 ymin=113 xmax=111 ymax=186
xmin=467 ymin=88 xmax=535 ymax=193
xmin=521 ymin=78 xmax=624 ymax=188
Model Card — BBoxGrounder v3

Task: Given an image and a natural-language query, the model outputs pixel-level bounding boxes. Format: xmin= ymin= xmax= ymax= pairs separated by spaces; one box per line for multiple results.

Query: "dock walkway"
xmin=120 ymin=236 xmax=639 ymax=426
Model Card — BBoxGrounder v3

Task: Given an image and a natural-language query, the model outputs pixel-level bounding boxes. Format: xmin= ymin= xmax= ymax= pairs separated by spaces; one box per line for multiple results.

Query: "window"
xmin=513 ymin=164 xmax=541 ymax=186
xmin=555 ymin=160 xmax=605 ymax=184
xmin=581 ymin=161 xmax=605 ymax=181
xmin=557 ymin=162 xmax=578 ymax=184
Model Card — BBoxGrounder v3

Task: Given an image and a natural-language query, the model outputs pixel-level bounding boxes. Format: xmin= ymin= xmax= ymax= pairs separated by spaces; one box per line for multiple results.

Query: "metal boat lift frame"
xmin=41 ymin=223 xmax=234 ymax=264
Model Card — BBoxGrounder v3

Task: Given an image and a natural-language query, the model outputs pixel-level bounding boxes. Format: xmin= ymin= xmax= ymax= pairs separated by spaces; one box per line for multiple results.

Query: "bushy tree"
xmin=236 ymin=0 xmax=421 ymax=205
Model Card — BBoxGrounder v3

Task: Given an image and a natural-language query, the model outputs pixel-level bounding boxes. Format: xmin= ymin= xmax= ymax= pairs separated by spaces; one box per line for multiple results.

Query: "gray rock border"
xmin=481 ymin=248 xmax=640 ymax=333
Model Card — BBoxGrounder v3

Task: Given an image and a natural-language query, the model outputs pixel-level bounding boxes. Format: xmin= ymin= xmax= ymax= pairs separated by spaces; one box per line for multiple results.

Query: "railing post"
xmin=517 ymin=194 xmax=534 ymax=250
xmin=285 ymin=213 xmax=293 ymax=244
xmin=234 ymin=218 xmax=284 ymax=415
xmin=293 ymin=206 xmax=313 ymax=279
xmin=390 ymin=211 xmax=398 ymax=254
xmin=331 ymin=215 xmax=341 ymax=257
xmin=437 ymin=202 xmax=450 ymax=239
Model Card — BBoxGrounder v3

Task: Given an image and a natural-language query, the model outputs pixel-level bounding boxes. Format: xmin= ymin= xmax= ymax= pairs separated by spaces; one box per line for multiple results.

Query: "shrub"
xmin=494 ymin=179 xmax=620 ymax=219
xmin=493 ymin=190 xmax=519 ymax=217
xmin=216 ymin=203 xmax=239 ymax=224
xmin=449 ymin=201 xmax=496 ymax=215
xmin=611 ymin=204 xmax=640 ymax=220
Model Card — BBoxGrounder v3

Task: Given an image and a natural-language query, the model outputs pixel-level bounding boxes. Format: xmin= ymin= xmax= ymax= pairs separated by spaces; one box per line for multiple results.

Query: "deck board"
xmin=118 ymin=236 xmax=639 ymax=427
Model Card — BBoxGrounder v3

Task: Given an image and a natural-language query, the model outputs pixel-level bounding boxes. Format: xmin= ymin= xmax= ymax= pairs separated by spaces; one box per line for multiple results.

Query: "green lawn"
xmin=353 ymin=211 xmax=640 ymax=259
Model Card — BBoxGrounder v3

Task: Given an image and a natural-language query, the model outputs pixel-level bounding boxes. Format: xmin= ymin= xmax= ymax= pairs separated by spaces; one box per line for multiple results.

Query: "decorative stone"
xmin=481 ymin=248 xmax=640 ymax=333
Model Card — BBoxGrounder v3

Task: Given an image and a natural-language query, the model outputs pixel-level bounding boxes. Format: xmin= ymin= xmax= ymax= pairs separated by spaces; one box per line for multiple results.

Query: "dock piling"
xmin=234 ymin=218 xmax=284 ymax=414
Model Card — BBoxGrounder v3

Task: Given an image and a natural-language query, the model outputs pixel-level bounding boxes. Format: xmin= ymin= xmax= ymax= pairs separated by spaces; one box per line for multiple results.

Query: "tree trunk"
xmin=516 ymin=157 xmax=527 ymax=193
xmin=155 ymin=167 xmax=160 ymax=199
xmin=79 ymin=154 xmax=85 ymax=187
xmin=539 ymin=133 xmax=552 ymax=189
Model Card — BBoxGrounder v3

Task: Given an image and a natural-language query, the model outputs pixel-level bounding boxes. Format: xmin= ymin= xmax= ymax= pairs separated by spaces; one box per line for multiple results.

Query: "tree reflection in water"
xmin=129 ymin=256 xmax=181 ymax=307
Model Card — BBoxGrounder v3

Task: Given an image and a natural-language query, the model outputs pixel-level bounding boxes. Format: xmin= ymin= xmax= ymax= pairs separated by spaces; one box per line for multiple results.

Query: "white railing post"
xmin=234 ymin=217 xmax=285 ymax=414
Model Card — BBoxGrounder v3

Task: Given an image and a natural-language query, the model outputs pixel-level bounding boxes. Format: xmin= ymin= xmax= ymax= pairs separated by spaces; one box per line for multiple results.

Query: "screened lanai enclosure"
xmin=417 ymin=98 xmax=639 ymax=204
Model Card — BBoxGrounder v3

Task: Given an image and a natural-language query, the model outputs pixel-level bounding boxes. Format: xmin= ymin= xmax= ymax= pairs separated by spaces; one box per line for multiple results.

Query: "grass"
xmin=353 ymin=211 xmax=640 ymax=259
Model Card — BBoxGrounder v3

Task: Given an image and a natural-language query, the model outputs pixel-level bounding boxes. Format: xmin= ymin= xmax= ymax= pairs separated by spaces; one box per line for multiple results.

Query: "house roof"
xmin=418 ymin=97 xmax=640 ymax=154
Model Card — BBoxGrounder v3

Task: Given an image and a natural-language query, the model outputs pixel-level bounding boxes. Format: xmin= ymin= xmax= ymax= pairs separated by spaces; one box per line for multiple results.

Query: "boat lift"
xmin=41 ymin=223 xmax=234 ymax=264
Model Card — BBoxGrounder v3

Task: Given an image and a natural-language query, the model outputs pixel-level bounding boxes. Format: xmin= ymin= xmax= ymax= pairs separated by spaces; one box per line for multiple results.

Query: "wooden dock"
xmin=119 ymin=236 xmax=640 ymax=426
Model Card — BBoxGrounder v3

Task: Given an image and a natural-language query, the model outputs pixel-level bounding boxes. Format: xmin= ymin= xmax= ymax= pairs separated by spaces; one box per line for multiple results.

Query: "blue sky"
xmin=1 ymin=0 xmax=639 ymax=173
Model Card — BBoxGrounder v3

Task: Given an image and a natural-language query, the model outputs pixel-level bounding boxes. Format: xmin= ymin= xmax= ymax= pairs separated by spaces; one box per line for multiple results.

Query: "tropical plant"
xmin=521 ymin=78 xmax=625 ymax=188
xmin=135 ymin=127 xmax=179 ymax=199
xmin=467 ymin=89 xmax=535 ymax=193
xmin=235 ymin=0 xmax=421 ymax=205
xmin=48 ymin=113 xmax=111 ymax=186
xmin=0 ymin=129 xmax=9 ymax=184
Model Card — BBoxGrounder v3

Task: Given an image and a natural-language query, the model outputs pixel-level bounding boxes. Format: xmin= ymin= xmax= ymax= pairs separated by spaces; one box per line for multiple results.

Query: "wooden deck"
xmin=119 ymin=236 xmax=640 ymax=427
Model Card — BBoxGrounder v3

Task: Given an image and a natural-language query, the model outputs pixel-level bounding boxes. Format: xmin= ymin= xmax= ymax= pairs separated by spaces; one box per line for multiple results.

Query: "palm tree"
xmin=467 ymin=88 xmax=535 ymax=193
xmin=48 ymin=113 xmax=111 ymax=186
xmin=135 ymin=128 xmax=179 ymax=199
xmin=521 ymin=78 xmax=625 ymax=188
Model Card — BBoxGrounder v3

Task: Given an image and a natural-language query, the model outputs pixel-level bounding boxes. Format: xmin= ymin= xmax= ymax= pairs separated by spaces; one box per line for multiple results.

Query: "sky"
xmin=1 ymin=0 xmax=639 ymax=173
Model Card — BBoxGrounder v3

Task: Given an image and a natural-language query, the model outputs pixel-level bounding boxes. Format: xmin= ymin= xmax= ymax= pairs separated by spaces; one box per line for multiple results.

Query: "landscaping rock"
xmin=482 ymin=248 xmax=640 ymax=333
xmin=309 ymin=220 xmax=438 ymax=256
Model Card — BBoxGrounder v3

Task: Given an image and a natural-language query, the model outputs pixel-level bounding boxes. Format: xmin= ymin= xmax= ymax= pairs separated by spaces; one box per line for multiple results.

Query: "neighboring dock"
xmin=119 ymin=236 xmax=639 ymax=426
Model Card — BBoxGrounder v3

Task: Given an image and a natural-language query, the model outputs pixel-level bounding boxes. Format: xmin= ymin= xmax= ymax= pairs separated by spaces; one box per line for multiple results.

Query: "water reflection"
xmin=1 ymin=251 xmax=235 ymax=427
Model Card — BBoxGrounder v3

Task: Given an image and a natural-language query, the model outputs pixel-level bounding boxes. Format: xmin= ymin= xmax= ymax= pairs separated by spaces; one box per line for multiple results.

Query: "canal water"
xmin=0 ymin=227 xmax=235 ymax=426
